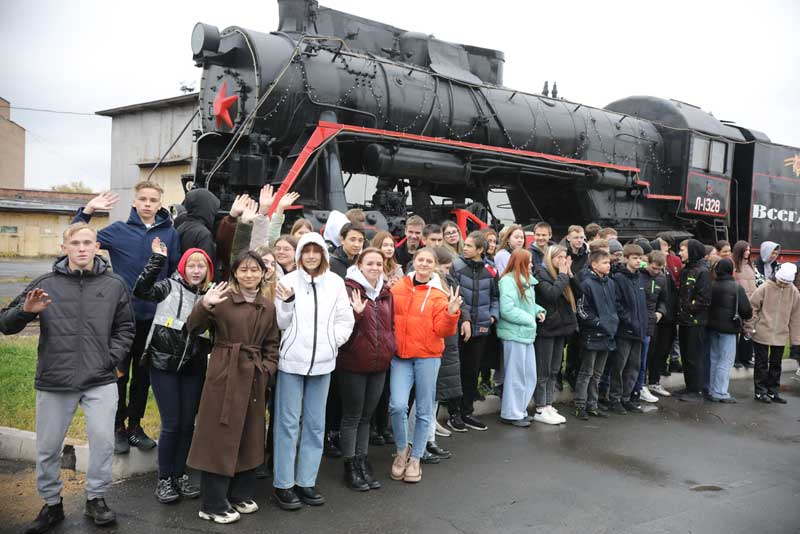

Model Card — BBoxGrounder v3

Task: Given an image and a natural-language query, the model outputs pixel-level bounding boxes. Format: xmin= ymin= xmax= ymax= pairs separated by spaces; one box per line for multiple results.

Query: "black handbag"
xmin=731 ymin=286 xmax=743 ymax=331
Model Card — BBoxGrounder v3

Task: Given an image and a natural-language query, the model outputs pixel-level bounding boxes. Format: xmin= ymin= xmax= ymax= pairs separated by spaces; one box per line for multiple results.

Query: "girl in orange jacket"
xmin=389 ymin=247 xmax=461 ymax=483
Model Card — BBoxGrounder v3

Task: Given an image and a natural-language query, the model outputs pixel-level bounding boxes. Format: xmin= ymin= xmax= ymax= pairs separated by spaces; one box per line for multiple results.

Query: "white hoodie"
xmin=346 ymin=264 xmax=384 ymax=301
xmin=275 ymin=232 xmax=355 ymax=376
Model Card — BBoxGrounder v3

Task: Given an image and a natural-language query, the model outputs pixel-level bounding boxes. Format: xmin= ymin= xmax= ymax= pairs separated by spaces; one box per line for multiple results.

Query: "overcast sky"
xmin=1 ymin=0 xmax=798 ymax=192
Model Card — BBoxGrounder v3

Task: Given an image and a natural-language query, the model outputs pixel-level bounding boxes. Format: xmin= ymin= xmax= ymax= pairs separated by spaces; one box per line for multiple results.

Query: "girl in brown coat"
xmin=186 ymin=251 xmax=280 ymax=524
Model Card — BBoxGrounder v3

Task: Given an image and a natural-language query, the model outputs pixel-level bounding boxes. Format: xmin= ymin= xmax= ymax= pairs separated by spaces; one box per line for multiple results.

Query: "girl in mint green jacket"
xmin=497 ymin=249 xmax=546 ymax=426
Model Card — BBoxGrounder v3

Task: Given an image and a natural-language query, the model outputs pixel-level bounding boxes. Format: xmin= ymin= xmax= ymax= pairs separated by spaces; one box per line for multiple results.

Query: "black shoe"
xmin=702 ymin=392 xmax=716 ymax=402
xmin=622 ymin=401 xmax=643 ymax=413
xmin=255 ymin=461 xmax=273 ymax=479
xmin=733 ymin=363 xmax=744 ymax=370
xmin=114 ymin=426 xmax=129 ymax=455
xmin=323 ymin=432 xmax=342 ymax=458
xmin=369 ymin=428 xmax=385 ymax=446
xmin=295 ymin=486 xmax=325 ymax=506
xmin=155 ymin=477 xmax=180 ymax=503
xmin=587 ymin=407 xmax=608 ymax=418
xmin=343 ymin=458 xmax=369 ymax=491
xmin=420 ymin=450 xmax=440 ymax=464
xmin=446 ymin=414 xmax=468 ymax=433
xmin=669 ymin=360 xmax=683 ymax=373
xmin=128 ymin=425 xmax=156 ymax=451
xmin=768 ymin=393 xmax=787 ymax=404
xmin=426 ymin=441 xmax=451 ymax=459
xmin=274 ymin=488 xmax=302 ymax=510
xmin=356 ymin=455 xmax=381 ymax=489
xmin=382 ymin=430 xmax=395 ymax=445
xmin=573 ymin=407 xmax=589 ymax=421
xmin=718 ymin=397 xmax=738 ymax=404
xmin=754 ymin=393 xmax=772 ymax=404
xmin=84 ymin=497 xmax=115 ymax=526
xmin=609 ymin=402 xmax=628 ymax=415
xmin=462 ymin=414 xmax=488 ymax=431
xmin=173 ymin=473 xmax=200 ymax=499
xmin=25 ymin=500 xmax=64 ymax=534
xmin=678 ymin=391 xmax=703 ymax=402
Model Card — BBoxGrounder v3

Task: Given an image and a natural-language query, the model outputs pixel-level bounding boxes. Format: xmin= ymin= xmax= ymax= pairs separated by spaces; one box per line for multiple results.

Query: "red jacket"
xmin=337 ymin=279 xmax=396 ymax=373
xmin=392 ymin=274 xmax=460 ymax=359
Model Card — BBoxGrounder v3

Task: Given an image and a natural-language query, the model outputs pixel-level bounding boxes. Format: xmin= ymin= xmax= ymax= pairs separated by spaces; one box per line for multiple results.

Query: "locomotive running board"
xmin=267 ymin=120 xmax=643 ymax=216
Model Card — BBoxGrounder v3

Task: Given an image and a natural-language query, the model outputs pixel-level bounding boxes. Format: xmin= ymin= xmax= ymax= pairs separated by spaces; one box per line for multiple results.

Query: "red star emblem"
xmin=213 ymin=81 xmax=238 ymax=129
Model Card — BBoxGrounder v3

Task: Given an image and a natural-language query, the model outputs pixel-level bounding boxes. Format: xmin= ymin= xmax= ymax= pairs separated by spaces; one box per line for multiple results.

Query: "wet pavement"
xmin=2 ymin=377 xmax=799 ymax=533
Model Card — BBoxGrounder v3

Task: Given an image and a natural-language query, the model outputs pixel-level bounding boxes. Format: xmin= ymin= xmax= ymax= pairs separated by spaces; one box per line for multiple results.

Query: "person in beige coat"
xmin=186 ymin=250 xmax=280 ymax=524
xmin=747 ymin=262 xmax=800 ymax=404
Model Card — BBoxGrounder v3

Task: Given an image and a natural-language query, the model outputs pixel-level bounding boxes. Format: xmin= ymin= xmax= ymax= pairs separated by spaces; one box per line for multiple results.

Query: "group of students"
xmin=2 ymin=181 xmax=799 ymax=532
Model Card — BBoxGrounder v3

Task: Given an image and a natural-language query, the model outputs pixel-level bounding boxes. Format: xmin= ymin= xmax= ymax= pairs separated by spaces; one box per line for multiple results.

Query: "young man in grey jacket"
xmin=0 ymin=223 xmax=135 ymax=533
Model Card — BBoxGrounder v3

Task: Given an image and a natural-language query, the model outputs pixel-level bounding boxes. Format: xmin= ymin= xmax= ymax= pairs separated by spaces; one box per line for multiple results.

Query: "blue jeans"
xmin=501 ymin=340 xmax=536 ymax=420
xmin=149 ymin=368 xmax=203 ymax=478
xmin=708 ymin=331 xmax=736 ymax=399
xmin=389 ymin=357 xmax=440 ymax=459
xmin=273 ymin=371 xmax=331 ymax=489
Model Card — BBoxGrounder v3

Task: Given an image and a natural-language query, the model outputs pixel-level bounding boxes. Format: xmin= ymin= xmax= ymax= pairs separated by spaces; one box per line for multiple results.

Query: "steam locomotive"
xmin=188 ymin=0 xmax=800 ymax=256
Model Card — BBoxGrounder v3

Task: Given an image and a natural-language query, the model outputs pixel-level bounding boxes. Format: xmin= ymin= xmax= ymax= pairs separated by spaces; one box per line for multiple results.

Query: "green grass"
xmin=0 ymin=336 xmax=162 ymax=442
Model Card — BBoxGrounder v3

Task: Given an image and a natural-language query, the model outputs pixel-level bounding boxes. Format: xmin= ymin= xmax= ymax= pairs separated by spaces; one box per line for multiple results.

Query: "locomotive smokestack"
xmin=278 ymin=0 xmax=319 ymax=33
xmin=552 ymin=81 xmax=558 ymax=99
xmin=542 ymin=81 xmax=549 ymax=97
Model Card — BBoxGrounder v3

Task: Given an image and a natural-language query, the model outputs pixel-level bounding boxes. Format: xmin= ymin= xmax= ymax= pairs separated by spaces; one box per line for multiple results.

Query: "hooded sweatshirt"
xmin=73 ymin=206 xmax=180 ymax=321
xmin=275 ymin=232 xmax=355 ymax=375
xmin=748 ymin=277 xmax=800 ymax=347
xmin=678 ymin=239 xmax=712 ymax=326
xmin=392 ymin=271 xmax=460 ymax=358
xmin=177 ymin=189 xmax=220 ymax=270
xmin=708 ymin=258 xmax=753 ymax=334
xmin=755 ymin=241 xmax=780 ymax=281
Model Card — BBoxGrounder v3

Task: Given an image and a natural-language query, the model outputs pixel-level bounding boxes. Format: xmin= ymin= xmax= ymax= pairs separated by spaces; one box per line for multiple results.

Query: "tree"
xmin=51 ymin=181 xmax=93 ymax=194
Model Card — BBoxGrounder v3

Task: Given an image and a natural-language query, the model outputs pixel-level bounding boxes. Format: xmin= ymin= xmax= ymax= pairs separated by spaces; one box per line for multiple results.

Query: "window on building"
xmin=691 ymin=136 xmax=710 ymax=170
xmin=0 ymin=226 xmax=18 ymax=234
xmin=710 ymin=140 xmax=726 ymax=174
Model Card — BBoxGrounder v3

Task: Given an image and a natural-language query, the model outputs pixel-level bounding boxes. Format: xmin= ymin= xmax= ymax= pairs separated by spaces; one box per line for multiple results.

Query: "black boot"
xmin=25 ymin=500 xmax=64 ymax=534
xmin=356 ymin=455 xmax=380 ymax=489
xmin=323 ymin=432 xmax=342 ymax=458
xmin=369 ymin=427 xmax=385 ymax=446
xmin=84 ymin=497 xmax=116 ymax=526
xmin=343 ymin=458 xmax=369 ymax=491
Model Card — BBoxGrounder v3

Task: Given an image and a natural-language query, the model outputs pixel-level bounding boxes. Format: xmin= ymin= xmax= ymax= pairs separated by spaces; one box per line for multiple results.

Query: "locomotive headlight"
xmin=192 ymin=23 xmax=220 ymax=58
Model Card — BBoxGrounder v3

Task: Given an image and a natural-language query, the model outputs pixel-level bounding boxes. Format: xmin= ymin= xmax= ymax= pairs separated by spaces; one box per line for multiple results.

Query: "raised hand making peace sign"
xmin=445 ymin=285 xmax=462 ymax=315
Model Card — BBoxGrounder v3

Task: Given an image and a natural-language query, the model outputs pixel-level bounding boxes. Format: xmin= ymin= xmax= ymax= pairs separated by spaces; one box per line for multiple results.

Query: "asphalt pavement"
xmin=2 ymin=376 xmax=799 ymax=534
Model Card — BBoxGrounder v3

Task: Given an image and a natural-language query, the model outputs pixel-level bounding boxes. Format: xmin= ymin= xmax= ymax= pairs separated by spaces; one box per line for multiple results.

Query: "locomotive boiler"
xmin=188 ymin=0 xmax=800 ymax=253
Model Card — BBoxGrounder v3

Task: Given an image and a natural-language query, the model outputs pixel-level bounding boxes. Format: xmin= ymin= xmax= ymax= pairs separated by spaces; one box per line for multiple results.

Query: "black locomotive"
xmin=188 ymin=0 xmax=800 ymax=255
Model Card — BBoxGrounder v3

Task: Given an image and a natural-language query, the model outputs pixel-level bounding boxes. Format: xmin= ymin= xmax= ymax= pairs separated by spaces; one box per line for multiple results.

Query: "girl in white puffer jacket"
xmin=272 ymin=231 xmax=354 ymax=507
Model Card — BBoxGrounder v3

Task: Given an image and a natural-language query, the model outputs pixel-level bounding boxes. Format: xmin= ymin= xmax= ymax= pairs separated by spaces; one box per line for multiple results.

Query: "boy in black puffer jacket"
xmin=608 ymin=244 xmax=648 ymax=414
xmin=707 ymin=258 xmax=753 ymax=402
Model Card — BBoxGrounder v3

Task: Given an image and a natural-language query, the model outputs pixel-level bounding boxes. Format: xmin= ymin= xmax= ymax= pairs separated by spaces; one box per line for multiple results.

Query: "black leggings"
xmin=338 ymin=370 xmax=387 ymax=458
xmin=647 ymin=321 xmax=675 ymax=385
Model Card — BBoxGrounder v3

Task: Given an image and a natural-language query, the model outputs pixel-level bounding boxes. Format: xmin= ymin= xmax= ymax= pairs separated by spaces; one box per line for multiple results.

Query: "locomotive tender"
xmin=188 ymin=0 xmax=800 ymax=256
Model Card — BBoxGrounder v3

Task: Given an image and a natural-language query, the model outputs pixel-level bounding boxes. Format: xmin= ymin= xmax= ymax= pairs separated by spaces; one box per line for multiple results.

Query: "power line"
xmin=0 ymin=105 xmax=101 ymax=117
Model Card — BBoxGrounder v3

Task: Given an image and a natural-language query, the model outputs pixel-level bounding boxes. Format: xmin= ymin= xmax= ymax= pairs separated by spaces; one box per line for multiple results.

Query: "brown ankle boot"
xmin=390 ymin=447 xmax=409 ymax=481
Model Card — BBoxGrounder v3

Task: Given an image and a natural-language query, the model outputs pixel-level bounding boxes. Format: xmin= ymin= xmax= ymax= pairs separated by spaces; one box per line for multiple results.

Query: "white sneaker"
xmin=546 ymin=405 xmax=567 ymax=423
xmin=435 ymin=421 xmax=452 ymax=437
xmin=199 ymin=509 xmax=241 ymax=524
xmin=533 ymin=408 xmax=562 ymax=425
xmin=649 ymin=383 xmax=671 ymax=397
xmin=639 ymin=386 xmax=659 ymax=403
xmin=232 ymin=500 xmax=259 ymax=514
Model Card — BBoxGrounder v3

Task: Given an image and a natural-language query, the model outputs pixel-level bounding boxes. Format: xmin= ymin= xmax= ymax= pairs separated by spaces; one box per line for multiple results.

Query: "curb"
xmin=1 ymin=360 xmax=797 ymax=477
